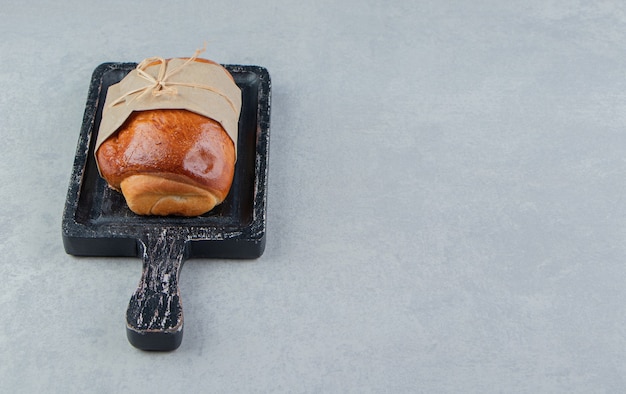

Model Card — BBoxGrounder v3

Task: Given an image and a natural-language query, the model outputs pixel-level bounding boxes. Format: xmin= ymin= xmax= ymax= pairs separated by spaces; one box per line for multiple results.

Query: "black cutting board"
xmin=62 ymin=62 xmax=271 ymax=351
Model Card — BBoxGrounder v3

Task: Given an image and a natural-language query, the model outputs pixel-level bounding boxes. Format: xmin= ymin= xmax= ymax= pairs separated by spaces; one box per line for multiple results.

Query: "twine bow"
xmin=108 ymin=46 xmax=237 ymax=112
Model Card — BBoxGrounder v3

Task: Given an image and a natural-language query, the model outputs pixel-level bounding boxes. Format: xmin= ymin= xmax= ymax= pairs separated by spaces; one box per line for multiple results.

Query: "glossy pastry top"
xmin=96 ymin=108 xmax=236 ymax=200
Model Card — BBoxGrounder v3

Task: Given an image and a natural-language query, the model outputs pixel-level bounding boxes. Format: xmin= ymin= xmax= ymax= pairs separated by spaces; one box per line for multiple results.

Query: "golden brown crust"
xmin=120 ymin=174 xmax=220 ymax=216
xmin=96 ymin=108 xmax=236 ymax=216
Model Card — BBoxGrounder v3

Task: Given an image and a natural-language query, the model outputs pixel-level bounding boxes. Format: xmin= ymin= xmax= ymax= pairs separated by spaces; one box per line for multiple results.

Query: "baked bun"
xmin=96 ymin=108 xmax=236 ymax=216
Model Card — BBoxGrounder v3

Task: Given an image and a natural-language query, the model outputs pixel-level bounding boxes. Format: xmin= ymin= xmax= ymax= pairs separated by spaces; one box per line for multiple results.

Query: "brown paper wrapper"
xmin=95 ymin=57 xmax=242 ymax=158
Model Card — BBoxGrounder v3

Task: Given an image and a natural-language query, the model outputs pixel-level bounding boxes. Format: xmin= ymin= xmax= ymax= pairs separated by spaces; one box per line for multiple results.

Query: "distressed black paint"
xmin=62 ymin=62 xmax=271 ymax=351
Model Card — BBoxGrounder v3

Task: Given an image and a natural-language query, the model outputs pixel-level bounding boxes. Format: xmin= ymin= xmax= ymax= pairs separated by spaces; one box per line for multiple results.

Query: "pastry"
xmin=95 ymin=55 xmax=241 ymax=216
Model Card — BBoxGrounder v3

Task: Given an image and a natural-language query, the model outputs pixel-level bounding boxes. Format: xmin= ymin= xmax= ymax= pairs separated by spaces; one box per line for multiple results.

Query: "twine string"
xmin=108 ymin=45 xmax=238 ymax=112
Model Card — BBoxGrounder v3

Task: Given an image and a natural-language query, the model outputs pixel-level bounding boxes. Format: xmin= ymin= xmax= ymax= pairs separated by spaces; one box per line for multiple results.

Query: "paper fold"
xmin=95 ymin=58 xmax=242 ymax=157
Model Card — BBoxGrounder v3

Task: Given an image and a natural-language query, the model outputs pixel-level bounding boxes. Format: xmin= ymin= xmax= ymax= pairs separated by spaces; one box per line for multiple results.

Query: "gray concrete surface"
xmin=1 ymin=1 xmax=626 ymax=392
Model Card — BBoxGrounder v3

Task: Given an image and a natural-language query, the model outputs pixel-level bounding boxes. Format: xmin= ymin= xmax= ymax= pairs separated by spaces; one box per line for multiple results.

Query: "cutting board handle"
xmin=126 ymin=229 xmax=188 ymax=351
